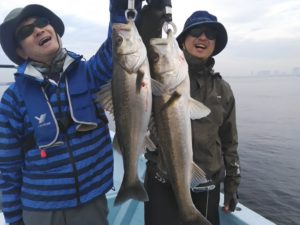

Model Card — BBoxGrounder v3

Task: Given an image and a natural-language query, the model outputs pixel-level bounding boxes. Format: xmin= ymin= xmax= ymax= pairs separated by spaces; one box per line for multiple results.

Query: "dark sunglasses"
xmin=188 ymin=27 xmax=217 ymax=40
xmin=15 ymin=17 xmax=50 ymax=42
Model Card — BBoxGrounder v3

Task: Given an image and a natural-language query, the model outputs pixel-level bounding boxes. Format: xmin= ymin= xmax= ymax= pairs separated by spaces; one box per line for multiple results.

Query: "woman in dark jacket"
xmin=144 ymin=10 xmax=241 ymax=225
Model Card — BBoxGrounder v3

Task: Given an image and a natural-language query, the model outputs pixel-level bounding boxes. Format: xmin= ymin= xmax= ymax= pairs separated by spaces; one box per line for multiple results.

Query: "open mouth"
xmin=195 ymin=43 xmax=206 ymax=49
xmin=39 ymin=36 xmax=51 ymax=46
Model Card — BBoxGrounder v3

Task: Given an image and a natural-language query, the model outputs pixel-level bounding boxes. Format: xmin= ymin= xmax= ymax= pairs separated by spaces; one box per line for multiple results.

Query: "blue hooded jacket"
xmin=0 ymin=1 xmax=143 ymax=223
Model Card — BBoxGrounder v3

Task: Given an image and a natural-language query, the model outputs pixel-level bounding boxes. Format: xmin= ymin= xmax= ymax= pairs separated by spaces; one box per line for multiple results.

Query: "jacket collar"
xmin=15 ymin=51 xmax=80 ymax=83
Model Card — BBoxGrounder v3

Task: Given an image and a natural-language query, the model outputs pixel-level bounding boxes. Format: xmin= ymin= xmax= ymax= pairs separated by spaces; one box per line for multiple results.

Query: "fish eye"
xmin=150 ymin=51 xmax=159 ymax=64
xmin=115 ymin=36 xmax=123 ymax=47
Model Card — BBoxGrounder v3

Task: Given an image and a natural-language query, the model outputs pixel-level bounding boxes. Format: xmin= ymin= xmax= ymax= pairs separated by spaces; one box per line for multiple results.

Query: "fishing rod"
xmin=0 ymin=64 xmax=16 ymax=86
xmin=0 ymin=64 xmax=16 ymax=69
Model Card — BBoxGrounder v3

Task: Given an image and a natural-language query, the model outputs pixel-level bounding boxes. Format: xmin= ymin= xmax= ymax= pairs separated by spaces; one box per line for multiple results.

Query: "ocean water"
xmin=0 ymin=71 xmax=299 ymax=225
xmin=226 ymin=75 xmax=300 ymax=225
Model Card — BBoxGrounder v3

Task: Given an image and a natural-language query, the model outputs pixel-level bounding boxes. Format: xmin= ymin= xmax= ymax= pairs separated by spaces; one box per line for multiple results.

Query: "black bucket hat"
xmin=0 ymin=4 xmax=64 ymax=65
xmin=177 ymin=10 xmax=227 ymax=56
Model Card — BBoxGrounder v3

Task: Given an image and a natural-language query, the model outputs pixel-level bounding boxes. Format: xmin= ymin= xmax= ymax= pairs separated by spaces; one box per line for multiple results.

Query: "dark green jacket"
xmin=138 ymin=4 xmax=240 ymax=194
xmin=188 ymin=58 xmax=240 ymax=194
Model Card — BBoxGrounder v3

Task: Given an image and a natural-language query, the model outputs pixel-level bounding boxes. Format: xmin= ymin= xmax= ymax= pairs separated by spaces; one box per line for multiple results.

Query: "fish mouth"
xmin=116 ymin=47 xmax=140 ymax=57
xmin=155 ymin=70 xmax=177 ymax=78
xmin=117 ymin=49 xmax=138 ymax=55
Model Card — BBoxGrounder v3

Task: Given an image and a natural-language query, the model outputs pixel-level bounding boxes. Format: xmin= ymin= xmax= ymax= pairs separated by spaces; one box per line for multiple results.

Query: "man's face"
xmin=16 ymin=17 xmax=60 ymax=64
xmin=183 ymin=26 xmax=216 ymax=61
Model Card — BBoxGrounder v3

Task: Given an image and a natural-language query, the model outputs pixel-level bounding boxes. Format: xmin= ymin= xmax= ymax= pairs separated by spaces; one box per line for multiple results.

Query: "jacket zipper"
xmin=64 ymin=133 xmax=81 ymax=204
xmin=56 ymin=85 xmax=81 ymax=204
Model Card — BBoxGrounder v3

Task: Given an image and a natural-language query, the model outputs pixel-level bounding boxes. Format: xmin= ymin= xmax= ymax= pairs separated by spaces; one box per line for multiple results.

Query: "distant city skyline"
xmin=251 ymin=67 xmax=300 ymax=77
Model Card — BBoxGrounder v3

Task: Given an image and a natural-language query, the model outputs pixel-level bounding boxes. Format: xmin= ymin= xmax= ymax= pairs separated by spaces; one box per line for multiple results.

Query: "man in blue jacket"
xmin=0 ymin=1 xmax=148 ymax=225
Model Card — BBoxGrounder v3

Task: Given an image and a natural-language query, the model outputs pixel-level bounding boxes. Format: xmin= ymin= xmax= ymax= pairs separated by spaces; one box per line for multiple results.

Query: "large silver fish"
xmin=149 ymin=30 xmax=212 ymax=225
xmin=99 ymin=20 xmax=152 ymax=205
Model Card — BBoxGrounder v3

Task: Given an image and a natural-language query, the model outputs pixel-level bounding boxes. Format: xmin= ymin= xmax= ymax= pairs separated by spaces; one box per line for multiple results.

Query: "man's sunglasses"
xmin=188 ymin=27 xmax=217 ymax=40
xmin=15 ymin=17 xmax=50 ymax=42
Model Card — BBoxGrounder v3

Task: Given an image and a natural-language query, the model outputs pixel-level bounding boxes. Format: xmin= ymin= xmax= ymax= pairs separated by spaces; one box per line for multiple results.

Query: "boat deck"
xmin=106 ymin=149 xmax=275 ymax=225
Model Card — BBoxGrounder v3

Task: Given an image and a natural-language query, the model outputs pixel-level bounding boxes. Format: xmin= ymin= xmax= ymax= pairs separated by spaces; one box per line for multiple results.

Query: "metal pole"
xmin=0 ymin=64 xmax=16 ymax=69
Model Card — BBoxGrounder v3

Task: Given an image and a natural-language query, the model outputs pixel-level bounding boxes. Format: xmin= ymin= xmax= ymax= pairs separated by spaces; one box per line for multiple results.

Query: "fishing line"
xmin=205 ymin=189 xmax=209 ymax=218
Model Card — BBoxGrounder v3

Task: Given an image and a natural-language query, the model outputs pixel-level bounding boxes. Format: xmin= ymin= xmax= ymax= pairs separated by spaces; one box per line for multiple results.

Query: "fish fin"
xmin=148 ymin=114 xmax=157 ymax=135
xmin=106 ymin=111 xmax=116 ymax=132
xmin=182 ymin=214 xmax=212 ymax=225
xmin=190 ymin=162 xmax=208 ymax=188
xmin=151 ymin=79 xmax=167 ymax=96
xmin=136 ymin=70 xmax=145 ymax=94
xmin=160 ymin=91 xmax=181 ymax=112
xmin=95 ymin=81 xmax=114 ymax=115
xmin=114 ymin=177 xmax=149 ymax=206
xmin=148 ymin=115 xmax=161 ymax=147
xmin=112 ymin=135 xmax=123 ymax=155
xmin=189 ymin=98 xmax=211 ymax=120
xmin=143 ymin=134 xmax=157 ymax=152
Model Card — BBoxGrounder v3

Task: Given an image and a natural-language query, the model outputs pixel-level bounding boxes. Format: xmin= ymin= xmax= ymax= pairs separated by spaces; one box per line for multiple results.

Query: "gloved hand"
xmin=110 ymin=0 xmax=144 ymax=11
xmin=144 ymin=150 xmax=159 ymax=164
xmin=223 ymin=192 xmax=239 ymax=212
xmin=137 ymin=5 xmax=166 ymax=49
xmin=146 ymin=0 xmax=172 ymax=9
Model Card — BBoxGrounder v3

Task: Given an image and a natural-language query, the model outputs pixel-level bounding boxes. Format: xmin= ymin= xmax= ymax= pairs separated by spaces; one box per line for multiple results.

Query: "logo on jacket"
xmin=35 ymin=113 xmax=51 ymax=127
xmin=35 ymin=113 xmax=47 ymax=124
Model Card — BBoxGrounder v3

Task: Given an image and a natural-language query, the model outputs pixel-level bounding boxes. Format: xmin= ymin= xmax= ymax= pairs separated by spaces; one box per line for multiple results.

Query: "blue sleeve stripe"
xmin=22 ymin=186 xmax=76 ymax=196
xmin=78 ymin=155 xmax=113 ymax=183
xmin=24 ymin=146 xmax=112 ymax=177
xmin=80 ymin=170 xmax=113 ymax=195
xmin=2 ymin=200 xmax=21 ymax=208
xmin=22 ymin=182 xmax=75 ymax=190
xmin=2 ymin=208 xmax=22 ymax=223
xmin=23 ymin=150 xmax=112 ymax=183
xmin=0 ymin=131 xmax=16 ymax=138
xmin=25 ymin=130 xmax=111 ymax=163
xmin=21 ymin=170 xmax=112 ymax=202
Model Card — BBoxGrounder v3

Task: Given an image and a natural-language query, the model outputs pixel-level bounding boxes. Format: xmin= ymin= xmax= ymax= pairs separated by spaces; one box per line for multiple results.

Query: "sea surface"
xmin=226 ymin=75 xmax=300 ymax=225
xmin=0 ymin=71 xmax=299 ymax=225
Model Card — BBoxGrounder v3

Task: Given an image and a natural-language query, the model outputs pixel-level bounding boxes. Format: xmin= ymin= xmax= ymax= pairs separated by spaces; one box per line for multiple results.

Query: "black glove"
xmin=146 ymin=0 xmax=172 ymax=8
xmin=111 ymin=0 xmax=144 ymax=11
xmin=137 ymin=5 xmax=166 ymax=50
xmin=224 ymin=192 xmax=239 ymax=212
xmin=144 ymin=150 xmax=159 ymax=164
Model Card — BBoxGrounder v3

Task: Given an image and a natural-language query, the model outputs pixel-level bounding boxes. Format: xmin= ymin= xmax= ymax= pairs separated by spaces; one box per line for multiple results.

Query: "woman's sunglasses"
xmin=15 ymin=17 xmax=50 ymax=42
xmin=188 ymin=27 xmax=217 ymax=40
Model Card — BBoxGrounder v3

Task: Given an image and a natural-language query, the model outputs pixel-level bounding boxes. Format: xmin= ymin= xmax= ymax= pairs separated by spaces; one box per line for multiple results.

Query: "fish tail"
xmin=114 ymin=178 xmax=149 ymax=206
xmin=190 ymin=162 xmax=208 ymax=188
xmin=182 ymin=214 xmax=212 ymax=225
xmin=181 ymin=205 xmax=212 ymax=225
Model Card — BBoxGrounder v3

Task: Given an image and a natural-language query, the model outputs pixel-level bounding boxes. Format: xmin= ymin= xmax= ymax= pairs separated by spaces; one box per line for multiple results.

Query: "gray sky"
xmin=0 ymin=0 xmax=300 ymax=76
